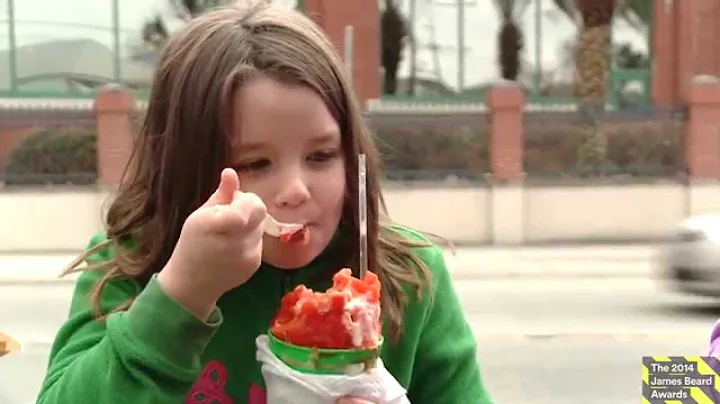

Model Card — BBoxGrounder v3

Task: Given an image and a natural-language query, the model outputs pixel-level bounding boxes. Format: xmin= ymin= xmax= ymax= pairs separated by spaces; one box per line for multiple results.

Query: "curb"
xmin=0 ymin=247 xmax=656 ymax=285
xmin=3 ymin=331 xmax=708 ymax=355
xmin=471 ymin=330 xmax=711 ymax=343
xmin=0 ymin=268 xmax=651 ymax=285
xmin=0 ymin=271 xmax=78 ymax=286
xmin=449 ymin=267 xmax=652 ymax=280
xmin=0 ymin=254 xmax=79 ymax=285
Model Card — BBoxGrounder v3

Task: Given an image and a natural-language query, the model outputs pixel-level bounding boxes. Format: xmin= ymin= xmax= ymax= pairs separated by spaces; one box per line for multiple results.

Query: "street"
xmin=468 ymin=278 xmax=713 ymax=404
xmin=0 ymin=246 xmax=718 ymax=403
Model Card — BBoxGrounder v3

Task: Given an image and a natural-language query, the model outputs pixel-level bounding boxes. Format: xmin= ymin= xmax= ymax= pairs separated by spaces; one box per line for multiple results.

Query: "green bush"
xmin=0 ymin=116 xmax=685 ymax=187
xmin=524 ymin=120 xmax=685 ymax=177
xmin=3 ymin=127 xmax=97 ymax=186
xmin=374 ymin=125 xmax=489 ymax=182
xmin=371 ymin=116 xmax=684 ymax=181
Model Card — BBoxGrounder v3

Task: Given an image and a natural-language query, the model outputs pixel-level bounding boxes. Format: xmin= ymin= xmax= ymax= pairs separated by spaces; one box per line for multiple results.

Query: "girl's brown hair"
xmin=63 ymin=2 xmax=440 ymax=341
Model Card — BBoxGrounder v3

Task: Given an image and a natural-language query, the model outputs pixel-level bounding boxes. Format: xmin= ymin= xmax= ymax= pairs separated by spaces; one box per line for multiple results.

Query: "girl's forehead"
xmin=231 ymin=76 xmax=341 ymax=151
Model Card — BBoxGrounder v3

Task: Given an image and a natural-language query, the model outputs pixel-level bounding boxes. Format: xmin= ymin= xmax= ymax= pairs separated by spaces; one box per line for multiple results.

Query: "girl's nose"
xmin=274 ymin=174 xmax=310 ymax=208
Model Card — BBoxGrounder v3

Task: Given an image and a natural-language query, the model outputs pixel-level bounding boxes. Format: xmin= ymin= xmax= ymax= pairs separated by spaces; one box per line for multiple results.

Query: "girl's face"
xmin=231 ymin=76 xmax=346 ymax=269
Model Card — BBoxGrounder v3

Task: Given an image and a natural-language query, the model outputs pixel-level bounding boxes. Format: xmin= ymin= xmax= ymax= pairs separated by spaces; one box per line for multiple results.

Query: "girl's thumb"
xmin=206 ymin=168 xmax=239 ymax=206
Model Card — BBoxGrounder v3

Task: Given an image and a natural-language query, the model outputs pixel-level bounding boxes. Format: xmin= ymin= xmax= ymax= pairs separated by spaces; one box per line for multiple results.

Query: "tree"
xmin=614 ymin=42 xmax=649 ymax=69
xmin=381 ymin=0 xmax=407 ymax=95
xmin=142 ymin=0 xmax=239 ymax=50
xmin=615 ymin=0 xmax=651 ymax=32
xmin=551 ymin=0 xmax=649 ymax=170
xmin=493 ymin=0 xmax=531 ymax=81
xmin=551 ymin=0 xmax=650 ymax=106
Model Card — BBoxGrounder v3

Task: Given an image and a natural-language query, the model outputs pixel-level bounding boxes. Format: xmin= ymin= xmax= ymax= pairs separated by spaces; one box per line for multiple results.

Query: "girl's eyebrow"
xmin=236 ymin=142 xmax=268 ymax=153
xmin=309 ymin=132 xmax=339 ymax=145
xmin=237 ymin=130 xmax=339 ymax=152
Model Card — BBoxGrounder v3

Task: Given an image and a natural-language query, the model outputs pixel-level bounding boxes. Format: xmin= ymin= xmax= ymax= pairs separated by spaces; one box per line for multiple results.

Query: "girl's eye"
xmin=235 ymin=158 xmax=271 ymax=172
xmin=307 ymin=149 xmax=339 ymax=163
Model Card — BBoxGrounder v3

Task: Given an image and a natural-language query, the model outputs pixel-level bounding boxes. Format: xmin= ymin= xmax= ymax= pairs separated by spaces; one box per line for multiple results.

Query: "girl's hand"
xmin=336 ymin=398 xmax=377 ymax=404
xmin=158 ymin=168 xmax=267 ymax=320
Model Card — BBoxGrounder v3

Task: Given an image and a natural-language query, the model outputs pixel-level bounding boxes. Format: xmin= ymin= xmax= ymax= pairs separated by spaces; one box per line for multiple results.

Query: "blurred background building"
xmin=0 ymin=0 xmax=652 ymax=103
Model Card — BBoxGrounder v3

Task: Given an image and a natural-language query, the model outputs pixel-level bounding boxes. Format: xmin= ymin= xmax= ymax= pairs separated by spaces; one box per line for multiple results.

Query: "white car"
xmin=658 ymin=215 xmax=720 ymax=296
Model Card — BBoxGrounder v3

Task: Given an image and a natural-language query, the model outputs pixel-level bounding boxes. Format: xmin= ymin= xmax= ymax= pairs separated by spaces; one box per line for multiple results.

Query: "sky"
xmin=0 ymin=0 xmax=648 ymax=90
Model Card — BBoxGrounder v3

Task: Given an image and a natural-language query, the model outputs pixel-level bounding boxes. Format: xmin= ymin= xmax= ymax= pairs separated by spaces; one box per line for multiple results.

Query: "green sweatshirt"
xmin=36 ymin=227 xmax=494 ymax=404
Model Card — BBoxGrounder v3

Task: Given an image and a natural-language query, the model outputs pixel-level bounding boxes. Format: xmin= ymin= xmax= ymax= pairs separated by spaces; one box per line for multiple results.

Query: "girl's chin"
xmin=262 ymin=240 xmax=323 ymax=270
xmin=264 ymin=253 xmax=316 ymax=270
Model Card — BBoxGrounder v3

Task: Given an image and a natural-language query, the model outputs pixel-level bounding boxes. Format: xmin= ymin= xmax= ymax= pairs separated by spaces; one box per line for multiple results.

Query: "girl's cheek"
xmin=237 ymin=170 xmax=261 ymax=186
xmin=237 ymin=172 xmax=261 ymax=193
xmin=237 ymin=174 xmax=275 ymax=204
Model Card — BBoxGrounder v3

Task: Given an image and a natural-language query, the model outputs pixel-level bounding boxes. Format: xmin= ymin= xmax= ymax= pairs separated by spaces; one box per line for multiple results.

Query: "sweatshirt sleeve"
xmin=36 ymin=234 xmax=223 ymax=404
xmin=406 ymin=246 xmax=495 ymax=404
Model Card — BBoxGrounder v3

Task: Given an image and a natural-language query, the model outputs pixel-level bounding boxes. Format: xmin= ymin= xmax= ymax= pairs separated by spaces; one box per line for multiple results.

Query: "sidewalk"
xmin=0 ymin=254 xmax=80 ymax=285
xmin=0 ymin=244 xmax=658 ymax=285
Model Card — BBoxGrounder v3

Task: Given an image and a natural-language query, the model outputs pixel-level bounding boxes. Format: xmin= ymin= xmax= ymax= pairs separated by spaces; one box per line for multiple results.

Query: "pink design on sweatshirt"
xmin=248 ymin=383 xmax=267 ymax=404
xmin=186 ymin=361 xmax=234 ymax=404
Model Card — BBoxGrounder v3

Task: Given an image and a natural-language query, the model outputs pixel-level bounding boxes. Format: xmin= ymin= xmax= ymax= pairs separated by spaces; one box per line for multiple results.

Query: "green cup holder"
xmin=267 ymin=330 xmax=383 ymax=375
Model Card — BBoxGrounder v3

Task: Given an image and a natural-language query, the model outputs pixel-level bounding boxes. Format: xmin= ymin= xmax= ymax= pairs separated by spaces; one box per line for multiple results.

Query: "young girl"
xmin=36 ymin=3 xmax=494 ymax=404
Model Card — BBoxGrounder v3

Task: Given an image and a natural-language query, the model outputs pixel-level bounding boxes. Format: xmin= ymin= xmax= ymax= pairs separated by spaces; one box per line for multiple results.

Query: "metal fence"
xmin=523 ymin=105 xmax=688 ymax=184
xmin=0 ymin=0 xmax=307 ymax=99
xmin=0 ymin=0 xmax=652 ymax=106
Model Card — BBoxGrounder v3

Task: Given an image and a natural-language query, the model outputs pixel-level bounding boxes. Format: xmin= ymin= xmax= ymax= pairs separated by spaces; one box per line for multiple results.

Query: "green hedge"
xmin=375 ymin=125 xmax=489 ymax=181
xmin=3 ymin=128 xmax=97 ymax=186
xmin=2 ymin=119 xmax=686 ymax=186
xmin=524 ymin=120 xmax=685 ymax=177
xmin=374 ymin=118 xmax=685 ymax=180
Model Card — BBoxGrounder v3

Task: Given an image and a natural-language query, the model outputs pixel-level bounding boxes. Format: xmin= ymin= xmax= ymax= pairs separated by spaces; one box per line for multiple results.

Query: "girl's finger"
xmin=229 ymin=192 xmax=267 ymax=230
xmin=204 ymin=168 xmax=240 ymax=207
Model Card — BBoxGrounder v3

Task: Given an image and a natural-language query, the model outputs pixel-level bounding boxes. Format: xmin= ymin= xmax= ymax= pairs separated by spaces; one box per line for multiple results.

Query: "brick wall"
xmin=0 ymin=127 xmax=32 ymax=175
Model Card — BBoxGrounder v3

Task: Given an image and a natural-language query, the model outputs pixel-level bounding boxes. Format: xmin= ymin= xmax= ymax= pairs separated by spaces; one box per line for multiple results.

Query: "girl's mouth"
xmin=279 ymin=224 xmax=310 ymax=244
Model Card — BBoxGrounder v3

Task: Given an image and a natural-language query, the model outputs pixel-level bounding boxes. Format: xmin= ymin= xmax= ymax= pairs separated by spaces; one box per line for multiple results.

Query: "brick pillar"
xmin=304 ymin=0 xmax=380 ymax=105
xmin=652 ymin=0 xmax=676 ymax=106
xmin=486 ymin=82 xmax=525 ymax=245
xmin=674 ymin=0 xmax=691 ymax=102
xmin=693 ymin=1 xmax=720 ymax=76
xmin=686 ymin=75 xmax=720 ymax=180
xmin=487 ymin=82 xmax=525 ymax=182
xmin=95 ymin=85 xmax=135 ymax=187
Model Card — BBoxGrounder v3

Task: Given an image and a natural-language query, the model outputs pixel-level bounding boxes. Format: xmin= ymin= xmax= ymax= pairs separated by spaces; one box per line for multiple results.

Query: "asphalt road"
xmin=1 ymin=265 xmax=718 ymax=403
xmin=467 ymin=278 xmax=714 ymax=404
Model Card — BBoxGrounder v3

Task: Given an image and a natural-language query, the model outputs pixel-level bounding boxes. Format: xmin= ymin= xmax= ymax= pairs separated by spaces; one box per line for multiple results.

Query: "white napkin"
xmin=256 ymin=335 xmax=411 ymax=404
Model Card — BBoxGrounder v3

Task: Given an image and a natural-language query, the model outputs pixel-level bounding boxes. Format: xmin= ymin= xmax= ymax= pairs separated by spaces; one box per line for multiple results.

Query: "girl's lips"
xmin=280 ymin=224 xmax=310 ymax=244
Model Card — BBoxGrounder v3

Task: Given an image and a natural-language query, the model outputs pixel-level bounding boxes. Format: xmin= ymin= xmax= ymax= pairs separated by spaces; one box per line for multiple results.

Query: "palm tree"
xmin=142 ymin=0 xmax=234 ymax=50
xmin=381 ymin=0 xmax=407 ymax=95
xmin=493 ymin=0 xmax=531 ymax=81
xmin=551 ymin=0 xmax=649 ymax=169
